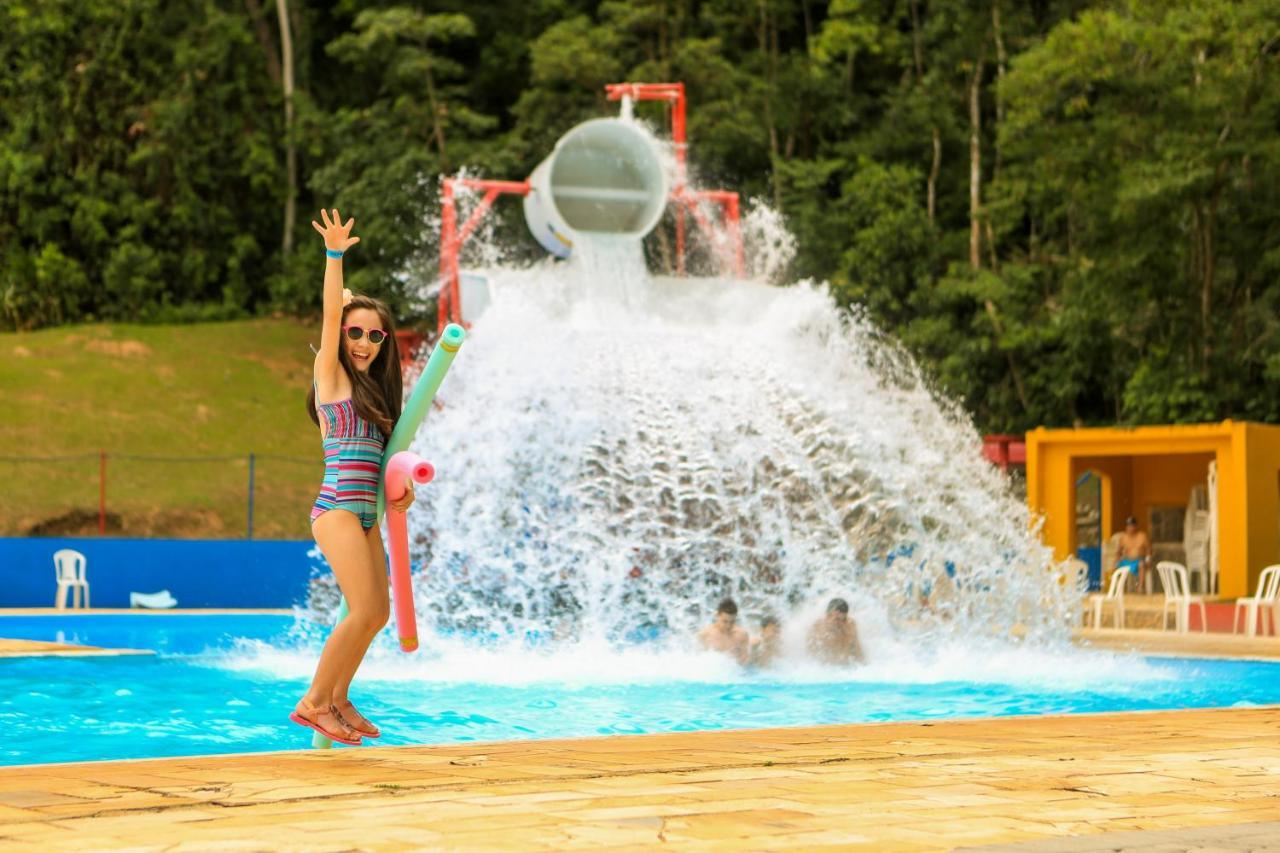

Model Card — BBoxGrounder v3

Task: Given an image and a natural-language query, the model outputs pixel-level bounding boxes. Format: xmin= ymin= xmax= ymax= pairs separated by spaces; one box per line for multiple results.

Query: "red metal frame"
xmin=395 ymin=329 xmax=427 ymax=370
xmin=982 ymin=434 xmax=1027 ymax=472
xmin=604 ymin=83 xmax=744 ymax=277
xmin=437 ymin=177 xmax=530 ymax=334
xmin=435 ymin=82 xmax=744 ymax=334
xmin=683 ymin=189 xmax=745 ymax=279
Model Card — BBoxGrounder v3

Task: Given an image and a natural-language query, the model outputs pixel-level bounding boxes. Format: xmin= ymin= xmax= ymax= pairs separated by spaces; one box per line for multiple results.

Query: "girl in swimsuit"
xmin=290 ymin=209 xmax=414 ymax=746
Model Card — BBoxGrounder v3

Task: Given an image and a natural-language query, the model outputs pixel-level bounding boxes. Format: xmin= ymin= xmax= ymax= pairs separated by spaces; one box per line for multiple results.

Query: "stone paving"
xmin=0 ymin=638 xmax=152 ymax=658
xmin=1075 ymin=626 xmax=1280 ymax=659
xmin=0 ymin=706 xmax=1277 ymax=850
xmin=963 ymin=820 xmax=1280 ymax=852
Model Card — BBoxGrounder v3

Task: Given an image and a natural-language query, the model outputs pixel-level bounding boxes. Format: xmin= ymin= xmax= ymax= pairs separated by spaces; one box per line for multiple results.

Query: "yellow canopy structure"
xmin=1026 ymin=421 xmax=1280 ymax=598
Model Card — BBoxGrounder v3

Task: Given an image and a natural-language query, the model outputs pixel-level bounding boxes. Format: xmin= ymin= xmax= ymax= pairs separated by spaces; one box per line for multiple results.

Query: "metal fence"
xmin=0 ymin=452 xmax=321 ymax=540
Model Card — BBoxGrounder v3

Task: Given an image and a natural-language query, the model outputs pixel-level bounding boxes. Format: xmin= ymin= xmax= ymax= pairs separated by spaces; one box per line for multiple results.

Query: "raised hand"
xmin=311 ymin=208 xmax=361 ymax=253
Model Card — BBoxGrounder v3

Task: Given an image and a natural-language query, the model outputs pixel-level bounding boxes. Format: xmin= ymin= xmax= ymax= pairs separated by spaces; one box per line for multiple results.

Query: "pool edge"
xmin=2 ymin=705 xmax=1278 ymax=850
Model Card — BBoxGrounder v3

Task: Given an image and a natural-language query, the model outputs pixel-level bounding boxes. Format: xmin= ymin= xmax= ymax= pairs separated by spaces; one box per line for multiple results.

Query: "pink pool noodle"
xmin=384 ymin=451 xmax=435 ymax=652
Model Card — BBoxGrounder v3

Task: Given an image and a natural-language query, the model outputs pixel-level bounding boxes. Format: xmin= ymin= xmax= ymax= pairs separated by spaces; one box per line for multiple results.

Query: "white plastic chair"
xmin=1101 ymin=532 xmax=1122 ymax=587
xmin=1085 ymin=567 xmax=1126 ymax=629
xmin=53 ymin=549 xmax=89 ymax=609
xmin=1233 ymin=565 xmax=1280 ymax=638
xmin=1156 ymin=561 xmax=1206 ymax=634
xmin=1184 ymin=508 xmax=1212 ymax=594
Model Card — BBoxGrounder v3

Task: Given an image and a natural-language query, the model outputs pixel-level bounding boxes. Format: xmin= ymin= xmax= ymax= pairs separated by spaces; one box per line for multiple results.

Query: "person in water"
xmin=698 ymin=597 xmax=750 ymax=665
xmin=290 ymin=209 xmax=416 ymax=746
xmin=748 ymin=614 xmax=783 ymax=668
xmin=806 ymin=598 xmax=864 ymax=665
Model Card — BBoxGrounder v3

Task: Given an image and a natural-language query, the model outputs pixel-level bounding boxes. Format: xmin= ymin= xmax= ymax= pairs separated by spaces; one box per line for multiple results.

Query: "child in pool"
xmin=290 ymin=209 xmax=415 ymax=746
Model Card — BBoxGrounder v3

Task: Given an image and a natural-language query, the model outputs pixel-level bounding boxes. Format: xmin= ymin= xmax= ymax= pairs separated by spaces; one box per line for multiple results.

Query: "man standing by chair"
xmin=1116 ymin=516 xmax=1152 ymax=593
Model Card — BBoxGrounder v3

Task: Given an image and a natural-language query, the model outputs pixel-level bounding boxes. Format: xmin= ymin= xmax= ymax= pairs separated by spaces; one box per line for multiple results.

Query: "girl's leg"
xmin=332 ymin=523 xmax=391 ymax=706
xmin=305 ymin=511 xmax=390 ymax=715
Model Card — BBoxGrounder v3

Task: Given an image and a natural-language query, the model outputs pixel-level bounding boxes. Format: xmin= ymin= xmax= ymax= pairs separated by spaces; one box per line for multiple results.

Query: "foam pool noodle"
xmin=383 ymin=451 xmax=434 ymax=652
xmin=313 ymin=323 xmax=465 ymax=748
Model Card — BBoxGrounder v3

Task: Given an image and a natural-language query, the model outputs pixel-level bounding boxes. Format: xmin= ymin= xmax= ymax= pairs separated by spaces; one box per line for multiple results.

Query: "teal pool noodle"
xmin=376 ymin=323 xmax=466 ymax=518
xmin=313 ymin=322 xmax=467 ymax=750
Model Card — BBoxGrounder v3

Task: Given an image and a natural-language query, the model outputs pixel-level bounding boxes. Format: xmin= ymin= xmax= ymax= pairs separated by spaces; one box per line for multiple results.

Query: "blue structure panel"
xmin=1077 ymin=546 xmax=1102 ymax=591
xmin=0 ymin=538 xmax=317 ymax=608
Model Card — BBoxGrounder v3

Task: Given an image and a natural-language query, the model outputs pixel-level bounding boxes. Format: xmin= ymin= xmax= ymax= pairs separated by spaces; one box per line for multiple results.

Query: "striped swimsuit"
xmin=310 ymin=395 xmax=386 ymax=530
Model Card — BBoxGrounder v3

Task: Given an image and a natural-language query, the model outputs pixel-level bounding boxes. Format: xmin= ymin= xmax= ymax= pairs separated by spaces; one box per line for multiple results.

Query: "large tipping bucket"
xmin=523 ymin=118 xmax=669 ymax=258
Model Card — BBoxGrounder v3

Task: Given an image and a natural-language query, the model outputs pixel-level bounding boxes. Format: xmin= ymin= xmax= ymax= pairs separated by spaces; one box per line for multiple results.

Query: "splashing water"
xmin=740 ymin=198 xmax=797 ymax=283
xmin=397 ymin=169 xmax=516 ymax=312
xmin=385 ymin=232 xmax=1078 ymax=664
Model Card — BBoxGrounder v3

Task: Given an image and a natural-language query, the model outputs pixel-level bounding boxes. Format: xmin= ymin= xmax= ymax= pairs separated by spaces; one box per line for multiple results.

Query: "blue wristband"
xmin=325 ymin=248 xmax=344 ymax=259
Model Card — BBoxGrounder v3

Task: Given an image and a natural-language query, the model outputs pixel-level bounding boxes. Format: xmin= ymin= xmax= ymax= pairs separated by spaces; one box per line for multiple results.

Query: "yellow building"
xmin=1026 ymin=421 xmax=1280 ymax=598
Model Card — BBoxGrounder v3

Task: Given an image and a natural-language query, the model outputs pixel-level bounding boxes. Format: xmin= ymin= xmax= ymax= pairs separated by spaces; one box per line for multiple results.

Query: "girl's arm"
xmin=311 ymin=209 xmax=361 ymax=393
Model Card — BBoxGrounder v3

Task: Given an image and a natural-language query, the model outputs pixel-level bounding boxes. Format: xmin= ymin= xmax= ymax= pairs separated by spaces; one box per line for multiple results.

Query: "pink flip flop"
xmin=290 ymin=701 xmax=362 ymax=746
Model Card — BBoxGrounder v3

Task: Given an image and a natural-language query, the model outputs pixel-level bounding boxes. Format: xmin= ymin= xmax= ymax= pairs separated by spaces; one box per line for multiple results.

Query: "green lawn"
xmin=0 ymin=318 xmax=327 ymax=539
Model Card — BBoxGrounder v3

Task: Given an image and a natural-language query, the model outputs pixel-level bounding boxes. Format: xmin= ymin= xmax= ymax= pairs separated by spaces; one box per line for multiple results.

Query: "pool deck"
xmin=0 ymin=638 xmax=153 ymax=658
xmin=2 ymin=625 xmax=1279 ymax=849
xmin=1075 ymin=626 xmax=1280 ymax=659
xmin=0 ymin=706 xmax=1277 ymax=850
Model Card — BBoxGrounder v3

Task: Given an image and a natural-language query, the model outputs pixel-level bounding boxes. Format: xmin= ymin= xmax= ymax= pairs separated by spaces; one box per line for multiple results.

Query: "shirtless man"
xmin=748 ymin=615 xmax=782 ymax=669
xmin=807 ymin=598 xmax=864 ymax=665
xmin=697 ymin=598 xmax=750 ymax=665
xmin=1115 ymin=516 xmax=1151 ymax=592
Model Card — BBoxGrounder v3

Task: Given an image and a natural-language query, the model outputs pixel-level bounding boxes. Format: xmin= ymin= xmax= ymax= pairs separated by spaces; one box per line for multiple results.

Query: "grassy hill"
xmin=0 ymin=318 xmax=327 ymax=539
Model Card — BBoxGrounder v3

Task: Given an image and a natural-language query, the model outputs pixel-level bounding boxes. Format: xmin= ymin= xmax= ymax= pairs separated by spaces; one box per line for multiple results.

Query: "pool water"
xmin=3 ymin=615 xmax=1278 ymax=767
xmin=0 ymin=613 xmax=296 ymax=656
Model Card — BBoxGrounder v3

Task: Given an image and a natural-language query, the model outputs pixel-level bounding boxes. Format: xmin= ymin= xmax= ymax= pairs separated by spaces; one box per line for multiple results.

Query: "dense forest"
xmin=1 ymin=0 xmax=1277 ymax=432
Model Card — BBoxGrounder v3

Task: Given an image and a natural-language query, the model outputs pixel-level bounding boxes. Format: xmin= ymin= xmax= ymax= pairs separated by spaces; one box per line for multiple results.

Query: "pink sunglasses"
xmin=342 ymin=325 xmax=387 ymax=345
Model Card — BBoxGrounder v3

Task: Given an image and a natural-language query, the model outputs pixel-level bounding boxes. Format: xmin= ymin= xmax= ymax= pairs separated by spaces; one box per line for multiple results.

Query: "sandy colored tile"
xmin=1 ymin=705 xmax=1279 ymax=849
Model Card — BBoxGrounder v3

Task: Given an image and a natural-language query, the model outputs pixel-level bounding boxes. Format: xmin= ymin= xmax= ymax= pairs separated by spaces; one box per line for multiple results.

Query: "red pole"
xmin=456 ymin=188 xmax=503 ymax=245
xmin=676 ymin=207 xmax=686 ymax=276
xmin=98 ymin=451 xmax=106 ymax=535
xmin=670 ymin=83 xmax=687 ymax=175
xmin=724 ymin=192 xmax=744 ymax=277
xmin=449 ymin=226 xmax=461 ymax=328
xmin=672 ymin=85 xmax=688 ymax=277
xmin=437 ymin=178 xmax=529 ymax=332
xmin=453 ymin=178 xmax=532 ymax=195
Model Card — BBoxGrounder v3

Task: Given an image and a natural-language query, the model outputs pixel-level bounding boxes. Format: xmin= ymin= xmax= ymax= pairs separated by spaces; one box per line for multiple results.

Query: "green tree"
xmin=0 ymin=0 xmax=280 ymax=328
xmin=283 ymin=6 xmax=494 ymax=317
xmin=997 ymin=0 xmax=1280 ymax=424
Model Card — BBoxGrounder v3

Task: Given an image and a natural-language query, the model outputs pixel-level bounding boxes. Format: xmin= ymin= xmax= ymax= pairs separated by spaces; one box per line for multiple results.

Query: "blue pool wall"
xmin=0 ymin=538 xmax=317 ymax=608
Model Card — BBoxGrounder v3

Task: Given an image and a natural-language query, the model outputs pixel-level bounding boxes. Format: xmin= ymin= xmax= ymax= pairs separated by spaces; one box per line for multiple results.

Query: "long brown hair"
xmin=306 ymin=295 xmax=402 ymax=437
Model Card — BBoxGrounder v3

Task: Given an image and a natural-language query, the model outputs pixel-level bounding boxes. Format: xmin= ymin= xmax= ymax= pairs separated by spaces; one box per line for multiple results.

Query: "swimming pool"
xmin=0 ymin=613 xmax=296 ymax=655
xmin=3 ymin=614 xmax=1278 ymax=767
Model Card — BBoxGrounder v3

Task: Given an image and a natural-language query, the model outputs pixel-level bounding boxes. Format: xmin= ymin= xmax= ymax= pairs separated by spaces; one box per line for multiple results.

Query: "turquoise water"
xmin=0 ymin=613 xmax=295 ymax=655
xmin=3 ymin=615 xmax=1278 ymax=767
